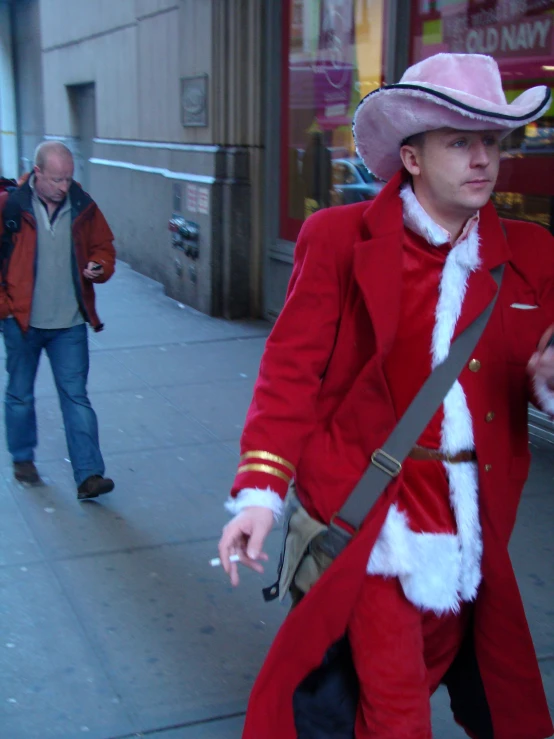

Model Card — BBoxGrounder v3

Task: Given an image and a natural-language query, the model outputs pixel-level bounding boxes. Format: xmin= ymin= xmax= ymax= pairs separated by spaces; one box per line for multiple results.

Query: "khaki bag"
xmin=276 ymin=485 xmax=333 ymax=602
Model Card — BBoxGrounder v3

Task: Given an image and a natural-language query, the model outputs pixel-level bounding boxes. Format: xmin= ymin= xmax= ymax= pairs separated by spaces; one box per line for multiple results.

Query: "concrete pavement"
xmin=0 ymin=262 xmax=552 ymax=738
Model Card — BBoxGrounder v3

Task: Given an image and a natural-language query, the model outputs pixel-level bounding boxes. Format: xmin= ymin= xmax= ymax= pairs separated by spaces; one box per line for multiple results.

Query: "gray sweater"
xmin=30 ymin=182 xmax=84 ymax=330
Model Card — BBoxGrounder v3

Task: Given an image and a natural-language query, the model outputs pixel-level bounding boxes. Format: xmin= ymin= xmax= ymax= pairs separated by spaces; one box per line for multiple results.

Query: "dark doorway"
xmin=67 ymin=83 xmax=96 ymax=193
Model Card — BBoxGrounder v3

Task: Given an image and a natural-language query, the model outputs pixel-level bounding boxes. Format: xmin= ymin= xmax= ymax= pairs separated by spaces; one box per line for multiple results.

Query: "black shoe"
xmin=14 ymin=461 xmax=42 ymax=485
xmin=77 ymin=475 xmax=114 ymax=501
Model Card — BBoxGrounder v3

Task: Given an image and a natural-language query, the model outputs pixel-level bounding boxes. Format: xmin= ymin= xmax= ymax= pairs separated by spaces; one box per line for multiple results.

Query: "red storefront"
xmin=272 ymin=0 xmax=554 ymax=259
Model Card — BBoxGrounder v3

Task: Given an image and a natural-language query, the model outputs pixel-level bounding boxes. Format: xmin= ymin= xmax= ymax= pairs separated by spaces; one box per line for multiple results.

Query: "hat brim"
xmin=353 ymin=83 xmax=551 ymax=181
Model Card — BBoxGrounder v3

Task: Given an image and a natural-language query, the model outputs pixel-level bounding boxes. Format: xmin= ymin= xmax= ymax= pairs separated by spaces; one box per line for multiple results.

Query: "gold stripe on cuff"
xmin=240 ymin=450 xmax=295 ymax=474
xmin=237 ymin=464 xmax=291 ymax=484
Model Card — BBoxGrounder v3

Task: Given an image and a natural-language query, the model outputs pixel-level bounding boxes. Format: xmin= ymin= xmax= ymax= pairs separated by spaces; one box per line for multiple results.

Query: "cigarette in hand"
xmin=210 ymin=554 xmax=240 ymax=567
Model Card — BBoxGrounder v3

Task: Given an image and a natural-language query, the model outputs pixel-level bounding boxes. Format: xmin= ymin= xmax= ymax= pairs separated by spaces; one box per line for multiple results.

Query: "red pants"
xmin=348 ymin=575 xmax=470 ymax=739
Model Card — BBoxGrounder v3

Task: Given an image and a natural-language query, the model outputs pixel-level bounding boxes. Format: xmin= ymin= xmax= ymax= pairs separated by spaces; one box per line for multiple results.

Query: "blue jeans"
xmin=3 ymin=319 xmax=105 ymax=486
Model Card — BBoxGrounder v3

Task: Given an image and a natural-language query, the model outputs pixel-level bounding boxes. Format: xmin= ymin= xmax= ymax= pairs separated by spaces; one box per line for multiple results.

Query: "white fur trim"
xmin=367 ymin=505 xmax=413 ymax=577
xmin=442 ymin=381 xmax=475 ymax=453
xmin=225 ymin=487 xmax=284 ymax=522
xmin=399 ymin=533 xmax=462 ymax=615
xmin=432 ymin=228 xmax=481 ymax=367
xmin=444 ymin=461 xmax=482 ymax=600
xmin=368 ymin=504 xmax=463 ymax=614
xmin=532 ymin=375 xmax=554 ymax=417
xmin=400 ymin=184 xmax=448 ymax=246
xmin=436 ymin=229 xmax=483 ymax=603
xmin=368 ymin=195 xmax=483 ymax=613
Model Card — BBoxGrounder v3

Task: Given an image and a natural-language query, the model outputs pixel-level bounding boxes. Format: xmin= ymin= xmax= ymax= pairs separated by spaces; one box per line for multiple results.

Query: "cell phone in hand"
xmin=547 ymin=334 xmax=554 ymax=349
xmin=91 ymin=264 xmax=103 ymax=272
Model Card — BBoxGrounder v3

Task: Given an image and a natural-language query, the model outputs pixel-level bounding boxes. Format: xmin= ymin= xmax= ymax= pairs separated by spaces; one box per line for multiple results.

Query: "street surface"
xmin=0 ymin=262 xmax=552 ymax=738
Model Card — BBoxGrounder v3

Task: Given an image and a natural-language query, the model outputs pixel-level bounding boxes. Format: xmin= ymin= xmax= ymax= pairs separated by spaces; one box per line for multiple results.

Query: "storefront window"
xmin=280 ymin=0 xmax=386 ymax=241
xmin=281 ymin=1 xmax=554 ymax=242
xmin=411 ymin=1 xmax=554 ymax=232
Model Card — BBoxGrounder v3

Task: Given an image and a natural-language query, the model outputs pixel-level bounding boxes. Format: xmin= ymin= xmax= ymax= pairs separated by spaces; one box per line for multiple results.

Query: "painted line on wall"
xmin=89 ymin=158 xmax=215 ymax=185
xmin=94 ymin=138 xmax=220 ymax=153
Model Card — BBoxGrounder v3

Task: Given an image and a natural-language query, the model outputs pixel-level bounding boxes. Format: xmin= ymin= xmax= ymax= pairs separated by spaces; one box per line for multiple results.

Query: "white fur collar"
xmin=400 ymin=183 xmax=448 ymax=246
xmin=400 ymin=183 xmax=480 ymax=263
xmin=401 ymin=182 xmax=481 ymax=272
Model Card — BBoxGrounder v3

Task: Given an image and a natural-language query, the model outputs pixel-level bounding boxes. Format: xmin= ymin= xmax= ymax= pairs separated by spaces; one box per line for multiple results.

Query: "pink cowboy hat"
xmin=353 ymin=53 xmax=551 ymax=182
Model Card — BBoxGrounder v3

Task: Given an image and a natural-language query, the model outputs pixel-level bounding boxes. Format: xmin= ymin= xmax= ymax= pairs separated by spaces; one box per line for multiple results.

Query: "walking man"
xmin=218 ymin=54 xmax=554 ymax=738
xmin=0 ymin=141 xmax=116 ymax=500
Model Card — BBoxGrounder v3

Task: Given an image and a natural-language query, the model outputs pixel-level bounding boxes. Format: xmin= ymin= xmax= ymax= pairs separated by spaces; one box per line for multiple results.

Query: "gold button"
xmin=485 ymin=412 xmax=495 ymax=423
xmin=469 ymin=359 xmax=481 ymax=372
xmin=484 ymin=464 xmax=492 ymax=472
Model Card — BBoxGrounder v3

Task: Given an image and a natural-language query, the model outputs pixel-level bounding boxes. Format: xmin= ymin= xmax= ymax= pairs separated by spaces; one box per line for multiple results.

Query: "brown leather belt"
xmin=408 ymin=444 xmax=477 ymax=464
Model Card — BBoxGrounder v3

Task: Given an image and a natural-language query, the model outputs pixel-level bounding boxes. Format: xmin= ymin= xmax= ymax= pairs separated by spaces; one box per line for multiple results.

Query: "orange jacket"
xmin=0 ymin=175 xmax=115 ymax=332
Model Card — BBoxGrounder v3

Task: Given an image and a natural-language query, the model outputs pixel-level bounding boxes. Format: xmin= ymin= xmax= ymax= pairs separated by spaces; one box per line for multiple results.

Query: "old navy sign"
xmin=465 ymin=15 xmax=552 ymax=58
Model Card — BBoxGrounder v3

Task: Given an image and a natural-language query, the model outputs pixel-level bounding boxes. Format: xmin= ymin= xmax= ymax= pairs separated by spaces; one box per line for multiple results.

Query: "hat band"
xmin=362 ymin=83 xmax=551 ymax=122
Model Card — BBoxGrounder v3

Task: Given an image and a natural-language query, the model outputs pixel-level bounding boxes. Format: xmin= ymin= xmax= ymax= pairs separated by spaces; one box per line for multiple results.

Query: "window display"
xmin=280 ymin=0 xmax=385 ymax=241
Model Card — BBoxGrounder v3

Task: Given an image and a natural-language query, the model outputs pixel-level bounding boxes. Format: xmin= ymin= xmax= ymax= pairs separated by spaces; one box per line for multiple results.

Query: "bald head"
xmin=34 ymin=141 xmax=73 ymax=170
xmin=33 ymin=141 xmax=74 ymax=208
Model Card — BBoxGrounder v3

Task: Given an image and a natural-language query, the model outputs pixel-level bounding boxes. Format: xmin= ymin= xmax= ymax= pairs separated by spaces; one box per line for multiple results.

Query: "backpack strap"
xmin=0 ymin=189 xmax=22 ymax=287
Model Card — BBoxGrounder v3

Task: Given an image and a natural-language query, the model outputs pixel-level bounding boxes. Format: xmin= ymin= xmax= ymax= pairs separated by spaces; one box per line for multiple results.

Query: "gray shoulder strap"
xmin=331 ymin=262 xmax=504 ymax=545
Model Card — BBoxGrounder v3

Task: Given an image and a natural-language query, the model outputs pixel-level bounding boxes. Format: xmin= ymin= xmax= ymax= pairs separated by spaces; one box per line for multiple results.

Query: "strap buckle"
xmin=371 ymin=448 xmax=402 ymax=477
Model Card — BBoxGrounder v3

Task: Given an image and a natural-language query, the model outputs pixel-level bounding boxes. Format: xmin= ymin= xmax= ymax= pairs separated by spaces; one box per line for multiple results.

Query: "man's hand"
xmin=218 ymin=506 xmax=274 ymax=586
xmin=528 ymin=325 xmax=554 ymax=392
xmin=83 ymin=261 xmax=104 ymax=280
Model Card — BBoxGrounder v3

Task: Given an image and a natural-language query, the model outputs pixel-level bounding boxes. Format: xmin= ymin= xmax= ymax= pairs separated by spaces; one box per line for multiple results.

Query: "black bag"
xmin=0 ymin=188 xmax=21 ymax=288
xmin=293 ymin=637 xmax=358 ymax=738
xmin=0 ymin=177 xmax=17 ymax=195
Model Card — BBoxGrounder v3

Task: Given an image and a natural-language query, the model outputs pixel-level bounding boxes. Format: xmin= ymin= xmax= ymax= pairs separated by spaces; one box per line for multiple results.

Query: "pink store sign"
xmin=314 ymin=63 xmax=354 ymax=126
xmin=464 ymin=14 xmax=552 ymax=59
xmin=412 ymin=1 xmax=554 ymax=83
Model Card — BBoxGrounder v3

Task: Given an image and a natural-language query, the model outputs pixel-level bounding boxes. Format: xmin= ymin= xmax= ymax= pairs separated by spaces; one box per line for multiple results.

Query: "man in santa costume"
xmin=218 ymin=53 xmax=554 ymax=738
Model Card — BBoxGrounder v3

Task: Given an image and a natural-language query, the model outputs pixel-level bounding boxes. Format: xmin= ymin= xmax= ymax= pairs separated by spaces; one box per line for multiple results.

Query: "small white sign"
xmin=325 ymin=103 xmax=346 ymax=118
xmin=186 ymin=184 xmax=198 ymax=212
xmin=197 ymin=186 xmax=210 ymax=215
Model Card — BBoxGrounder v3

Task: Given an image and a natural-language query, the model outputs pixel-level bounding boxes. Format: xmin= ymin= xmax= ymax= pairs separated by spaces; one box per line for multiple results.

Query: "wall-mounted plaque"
xmin=181 ymin=75 xmax=208 ymax=127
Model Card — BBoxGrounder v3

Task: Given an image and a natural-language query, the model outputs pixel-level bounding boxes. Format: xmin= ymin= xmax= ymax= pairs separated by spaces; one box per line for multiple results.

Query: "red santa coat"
xmin=232 ymin=172 xmax=554 ymax=739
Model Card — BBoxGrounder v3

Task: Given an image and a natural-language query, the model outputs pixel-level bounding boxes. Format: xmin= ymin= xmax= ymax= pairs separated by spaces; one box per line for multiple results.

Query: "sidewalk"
xmin=0 ymin=262 xmax=552 ymax=738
